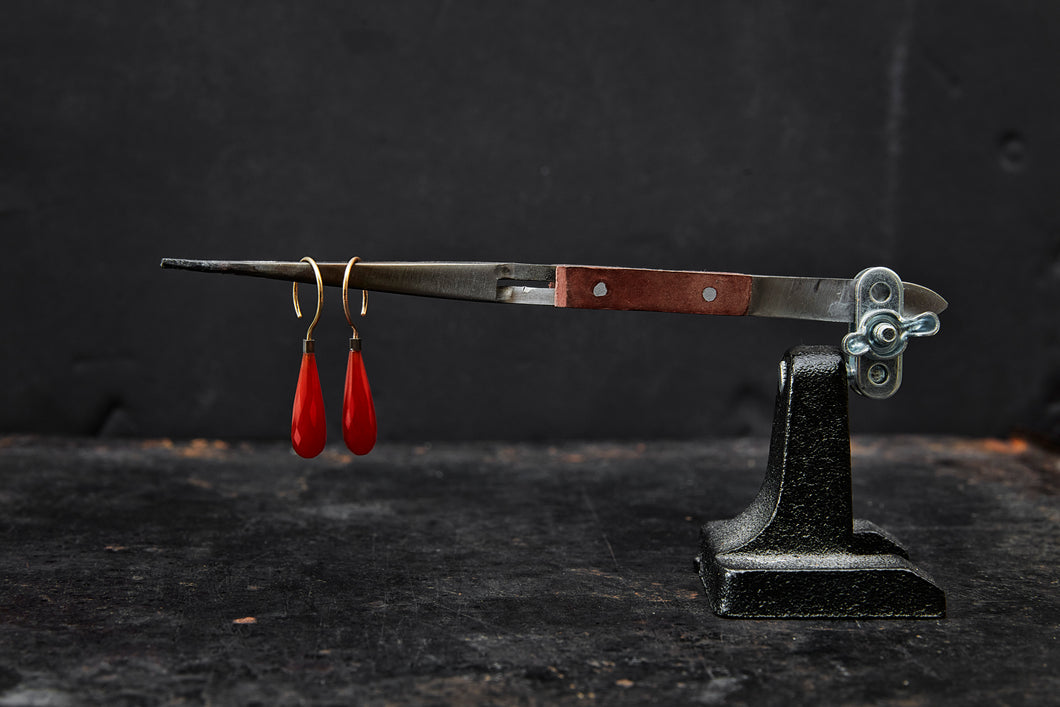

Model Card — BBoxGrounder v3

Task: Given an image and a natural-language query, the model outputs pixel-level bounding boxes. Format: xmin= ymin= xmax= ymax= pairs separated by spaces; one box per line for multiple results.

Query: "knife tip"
xmin=924 ymin=287 xmax=948 ymax=314
xmin=160 ymin=258 xmax=224 ymax=272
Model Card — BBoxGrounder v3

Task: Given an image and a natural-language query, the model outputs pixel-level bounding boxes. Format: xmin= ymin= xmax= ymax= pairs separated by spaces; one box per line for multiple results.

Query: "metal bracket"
xmin=841 ymin=267 xmax=940 ymax=399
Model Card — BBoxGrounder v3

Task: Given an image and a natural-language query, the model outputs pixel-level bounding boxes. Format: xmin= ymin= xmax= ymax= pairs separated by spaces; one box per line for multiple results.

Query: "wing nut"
xmin=842 ymin=267 xmax=942 ymax=399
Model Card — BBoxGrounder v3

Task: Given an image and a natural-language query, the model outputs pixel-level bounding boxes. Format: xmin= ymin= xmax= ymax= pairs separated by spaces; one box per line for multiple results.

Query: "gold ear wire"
xmin=342 ymin=257 xmax=368 ymax=339
xmin=292 ymin=256 xmax=324 ymax=341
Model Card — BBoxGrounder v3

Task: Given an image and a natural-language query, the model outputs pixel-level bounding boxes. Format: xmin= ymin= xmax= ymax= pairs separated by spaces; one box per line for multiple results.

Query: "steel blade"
xmin=748 ymin=276 xmax=947 ymax=322
xmin=160 ymin=259 xmax=555 ymax=303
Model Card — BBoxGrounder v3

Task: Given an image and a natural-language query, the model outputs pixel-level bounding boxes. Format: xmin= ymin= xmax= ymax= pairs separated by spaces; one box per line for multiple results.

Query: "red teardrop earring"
xmin=342 ymin=257 xmax=377 ymax=455
xmin=291 ymin=256 xmax=327 ymax=458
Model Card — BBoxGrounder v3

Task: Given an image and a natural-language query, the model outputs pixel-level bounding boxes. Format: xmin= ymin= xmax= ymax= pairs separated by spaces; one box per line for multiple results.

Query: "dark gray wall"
xmin=2 ymin=2 xmax=1057 ymax=442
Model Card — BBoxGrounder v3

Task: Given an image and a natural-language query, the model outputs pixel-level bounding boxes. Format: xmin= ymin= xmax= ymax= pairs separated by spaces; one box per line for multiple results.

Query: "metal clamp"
xmin=842 ymin=267 xmax=940 ymax=399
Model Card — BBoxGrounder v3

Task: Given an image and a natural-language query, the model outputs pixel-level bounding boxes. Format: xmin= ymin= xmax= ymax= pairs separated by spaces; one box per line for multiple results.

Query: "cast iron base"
xmin=695 ymin=346 xmax=945 ymax=618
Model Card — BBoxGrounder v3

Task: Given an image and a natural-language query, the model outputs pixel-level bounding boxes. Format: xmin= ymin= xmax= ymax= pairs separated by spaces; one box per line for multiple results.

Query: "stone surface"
xmin=0 ymin=435 xmax=1055 ymax=705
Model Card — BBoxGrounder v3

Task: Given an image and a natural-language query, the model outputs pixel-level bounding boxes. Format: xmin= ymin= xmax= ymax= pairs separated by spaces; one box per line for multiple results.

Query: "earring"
xmin=291 ymin=256 xmax=327 ymax=458
xmin=342 ymin=257 xmax=377 ymax=455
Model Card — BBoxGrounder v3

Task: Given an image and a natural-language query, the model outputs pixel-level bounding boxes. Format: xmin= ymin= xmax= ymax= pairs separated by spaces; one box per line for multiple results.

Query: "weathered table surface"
xmin=0 ymin=436 xmax=1056 ymax=706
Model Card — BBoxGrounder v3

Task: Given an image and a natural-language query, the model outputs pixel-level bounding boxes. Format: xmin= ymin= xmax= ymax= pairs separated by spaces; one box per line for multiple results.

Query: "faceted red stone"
xmin=291 ymin=352 xmax=326 ymax=458
xmin=342 ymin=349 xmax=377 ymax=455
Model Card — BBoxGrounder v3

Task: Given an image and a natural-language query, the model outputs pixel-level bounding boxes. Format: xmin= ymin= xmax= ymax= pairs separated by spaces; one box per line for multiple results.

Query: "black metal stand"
xmin=695 ymin=345 xmax=945 ymax=618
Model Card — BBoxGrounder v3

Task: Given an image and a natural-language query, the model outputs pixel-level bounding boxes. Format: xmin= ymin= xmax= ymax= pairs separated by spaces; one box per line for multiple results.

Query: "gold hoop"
xmin=342 ymin=256 xmax=368 ymax=338
xmin=292 ymin=256 xmax=324 ymax=341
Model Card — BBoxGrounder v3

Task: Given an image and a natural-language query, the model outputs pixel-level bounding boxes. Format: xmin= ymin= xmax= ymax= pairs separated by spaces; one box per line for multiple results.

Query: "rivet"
xmin=868 ymin=363 xmax=889 ymax=385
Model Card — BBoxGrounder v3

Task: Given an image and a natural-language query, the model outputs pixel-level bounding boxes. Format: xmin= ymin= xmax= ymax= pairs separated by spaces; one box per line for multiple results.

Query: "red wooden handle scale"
xmin=554 ymin=266 xmax=753 ymax=316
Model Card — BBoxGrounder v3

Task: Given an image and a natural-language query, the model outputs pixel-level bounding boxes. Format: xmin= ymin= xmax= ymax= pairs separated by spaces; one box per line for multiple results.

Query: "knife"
xmin=159 ymin=259 xmax=947 ymax=324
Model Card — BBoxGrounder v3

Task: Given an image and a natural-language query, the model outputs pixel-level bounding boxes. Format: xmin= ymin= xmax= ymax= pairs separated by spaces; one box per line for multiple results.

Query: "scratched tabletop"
xmin=0 ymin=436 xmax=1055 ymax=705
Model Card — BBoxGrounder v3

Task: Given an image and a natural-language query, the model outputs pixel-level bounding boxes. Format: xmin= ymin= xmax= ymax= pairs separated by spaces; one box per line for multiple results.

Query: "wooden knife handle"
xmin=554 ymin=266 xmax=753 ymax=316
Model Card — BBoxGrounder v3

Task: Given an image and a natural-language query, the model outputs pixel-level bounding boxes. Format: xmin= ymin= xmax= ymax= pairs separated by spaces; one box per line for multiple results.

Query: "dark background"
xmin=1 ymin=1 xmax=1057 ymax=443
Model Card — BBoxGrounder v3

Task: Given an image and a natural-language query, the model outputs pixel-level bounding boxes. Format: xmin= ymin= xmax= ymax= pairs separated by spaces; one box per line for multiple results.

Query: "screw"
xmin=872 ymin=322 xmax=898 ymax=345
